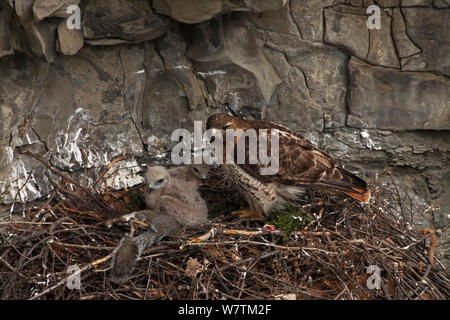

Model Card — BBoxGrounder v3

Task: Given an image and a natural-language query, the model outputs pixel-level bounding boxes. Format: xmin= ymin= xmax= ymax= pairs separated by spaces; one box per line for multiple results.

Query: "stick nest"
xmin=0 ymin=155 xmax=448 ymax=300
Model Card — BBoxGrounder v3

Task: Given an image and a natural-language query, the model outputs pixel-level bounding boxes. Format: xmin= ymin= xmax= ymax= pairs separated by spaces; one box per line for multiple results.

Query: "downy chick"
xmin=144 ymin=164 xmax=210 ymax=226
xmin=110 ymin=164 xmax=210 ymax=282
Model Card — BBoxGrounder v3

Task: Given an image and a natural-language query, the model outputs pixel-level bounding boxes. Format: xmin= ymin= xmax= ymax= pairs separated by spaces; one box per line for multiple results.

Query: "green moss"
xmin=269 ymin=205 xmax=312 ymax=236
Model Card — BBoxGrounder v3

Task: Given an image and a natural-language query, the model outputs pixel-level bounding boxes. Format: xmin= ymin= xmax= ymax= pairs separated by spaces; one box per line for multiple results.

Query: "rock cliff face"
xmin=0 ymin=1 xmax=448 ymax=262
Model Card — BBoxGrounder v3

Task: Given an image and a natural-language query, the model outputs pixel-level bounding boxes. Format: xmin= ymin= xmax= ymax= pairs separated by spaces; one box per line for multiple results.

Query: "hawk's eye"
xmin=194 ymin=167 xmax=200 ymax=173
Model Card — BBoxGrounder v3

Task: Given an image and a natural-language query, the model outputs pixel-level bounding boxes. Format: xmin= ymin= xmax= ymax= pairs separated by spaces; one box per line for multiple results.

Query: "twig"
xmin=18 ymin=149 xmax=117 ymax=216
xmin=91 ymin=155 xmax=126 ymax=188
xmin=418 ymin=229 xmax=436 ymax=266
xmin=29 ymin=252 xmax=114 ymax=300
xmin=0 ymin=255 xmax=16 ymax=273
xmin=51 ymin=242 xmax=114 ymax=250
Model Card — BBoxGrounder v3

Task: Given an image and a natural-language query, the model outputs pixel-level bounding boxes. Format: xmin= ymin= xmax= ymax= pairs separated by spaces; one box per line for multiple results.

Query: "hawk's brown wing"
xmin=236 ymin=120 xmax=370 ymax=202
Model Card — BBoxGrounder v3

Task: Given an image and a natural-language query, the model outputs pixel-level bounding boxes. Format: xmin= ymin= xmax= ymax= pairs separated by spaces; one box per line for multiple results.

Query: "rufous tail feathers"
xmin=343 ymin=187 xmax=371 ymax=203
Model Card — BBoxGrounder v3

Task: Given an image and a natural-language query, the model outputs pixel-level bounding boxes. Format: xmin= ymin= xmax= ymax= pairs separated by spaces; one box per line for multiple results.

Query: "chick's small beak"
xmin=148 ymin=182 xmax=160 ymax=190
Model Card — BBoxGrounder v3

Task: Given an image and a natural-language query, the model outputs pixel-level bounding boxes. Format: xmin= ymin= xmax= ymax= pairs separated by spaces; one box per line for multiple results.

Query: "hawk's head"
xmin=145 ymin=166 xmax=169 ymax=190
xmin=206 ymin=113 xmax=236 ymax=132
xmin=189 ymin=164 xmax=210 ymax=180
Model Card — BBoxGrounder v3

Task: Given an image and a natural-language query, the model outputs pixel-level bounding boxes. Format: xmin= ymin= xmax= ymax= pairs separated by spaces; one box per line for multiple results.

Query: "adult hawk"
xmin=206 ymin=113 xmax=370 ymax=217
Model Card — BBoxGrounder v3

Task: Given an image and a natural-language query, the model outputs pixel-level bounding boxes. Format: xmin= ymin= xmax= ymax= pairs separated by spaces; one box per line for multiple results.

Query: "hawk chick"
xmin=144 ymin=165 xmax=209 ymax=226
xmin=110 ymin=165 xmax=210 ymax=281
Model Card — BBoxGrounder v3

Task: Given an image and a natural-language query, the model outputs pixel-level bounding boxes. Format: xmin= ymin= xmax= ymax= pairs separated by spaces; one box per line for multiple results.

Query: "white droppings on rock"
xmin=173 ymin=65 xmax=191 ymax=71
xmin=5 ymin=146 xmax=14 ymax=163
xmin=0 ymin=159 xmax=42 ymax=204
xmin=25 ymin=133 xmax=32 ymax=144
xmin=102 ymin=158 xmax=144 ymax=191
xmin=360 ymin=129 xmax=381 ymax=150
xmin=197 ymin=70 xmax=227 ymax=77
xmin=360 ymin=129 xmax=370 ymax=139
xmin=303 ymin=132 xmax=318 ymax=146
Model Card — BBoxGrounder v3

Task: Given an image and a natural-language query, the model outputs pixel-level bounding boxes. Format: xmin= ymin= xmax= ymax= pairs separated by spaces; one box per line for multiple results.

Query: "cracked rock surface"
xmin=0 ymin=0 xmax=449 ymax=265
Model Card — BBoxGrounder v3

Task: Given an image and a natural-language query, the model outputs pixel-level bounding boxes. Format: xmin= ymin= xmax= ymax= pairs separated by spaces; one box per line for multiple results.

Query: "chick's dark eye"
xmin=152 ymin=178 xmax=164 ymax=187
xmin=210 ymin=136 xmax=216 ymax=142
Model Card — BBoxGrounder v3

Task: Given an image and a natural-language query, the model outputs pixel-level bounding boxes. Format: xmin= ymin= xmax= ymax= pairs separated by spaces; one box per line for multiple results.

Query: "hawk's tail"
xmin=321 ymin=167 xmax=371 ymax=203
xmin=343 ymin=188 xmax=371 ymax=203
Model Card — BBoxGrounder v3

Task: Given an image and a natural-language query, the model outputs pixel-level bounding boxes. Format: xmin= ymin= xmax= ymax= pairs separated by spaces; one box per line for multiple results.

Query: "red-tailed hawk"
xmin=206 ymin=113 xmax=370 ymax=217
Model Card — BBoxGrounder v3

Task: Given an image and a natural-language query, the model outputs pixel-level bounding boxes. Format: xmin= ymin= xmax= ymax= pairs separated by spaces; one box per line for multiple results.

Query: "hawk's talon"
xmin=231 ymin=208 xmax=264 ymax=219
